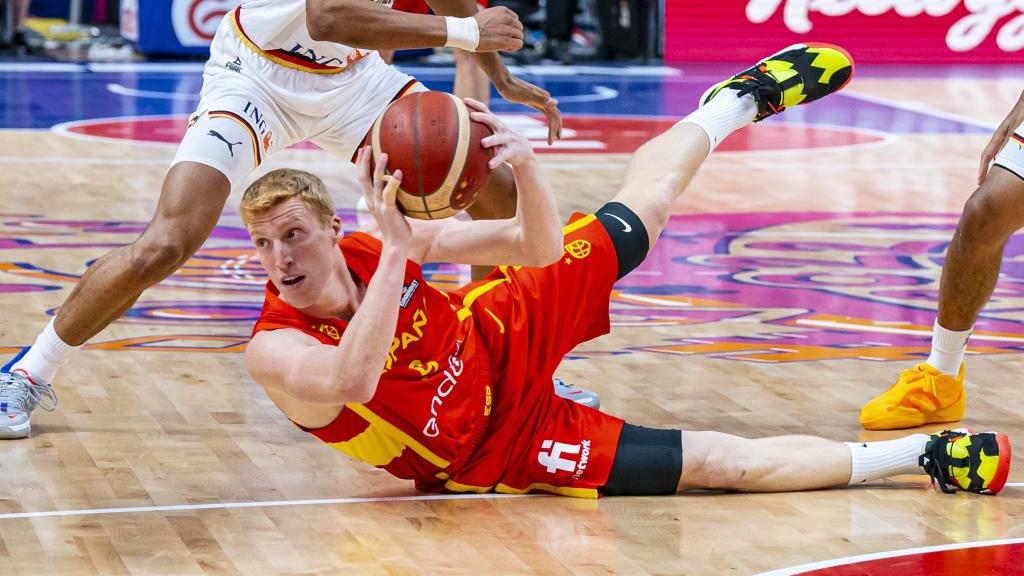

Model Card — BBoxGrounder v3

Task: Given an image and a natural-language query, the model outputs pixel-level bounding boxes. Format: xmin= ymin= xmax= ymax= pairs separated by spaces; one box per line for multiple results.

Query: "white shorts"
xmin=993 ymin=122 xmax=1024 ymax=180
xmin=171 ymin=13 xmax=425 ymax=188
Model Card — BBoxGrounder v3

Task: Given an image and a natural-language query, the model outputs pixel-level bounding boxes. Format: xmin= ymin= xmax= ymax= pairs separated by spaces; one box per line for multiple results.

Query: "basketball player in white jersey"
xmin=0 ymin=0 xmax=573 ymax=439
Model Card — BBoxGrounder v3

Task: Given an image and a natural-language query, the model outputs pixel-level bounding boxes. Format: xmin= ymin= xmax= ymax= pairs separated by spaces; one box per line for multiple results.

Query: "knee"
xmin=959 ymin=186 xmax=1016 ymax=248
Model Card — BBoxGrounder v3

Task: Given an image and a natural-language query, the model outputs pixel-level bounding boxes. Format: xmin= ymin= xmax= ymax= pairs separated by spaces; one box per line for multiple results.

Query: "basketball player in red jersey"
xmin=0 ymin=0 xmax=573 ymax=439
xmin=242 ymin=46 xmax=1011 ymax=497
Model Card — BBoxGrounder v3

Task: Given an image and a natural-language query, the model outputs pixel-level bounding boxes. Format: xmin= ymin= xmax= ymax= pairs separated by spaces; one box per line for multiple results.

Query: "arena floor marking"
xmin=0 ymin=493 xmax=537 ymax=521
xmin=753 ymin=537 xmax=1024 ymax=576
xmin=4 ymin=485 xmax=1017 ymax=522
xmin=840 ymin=89 xmax=997 ymax=131
xmin=794 ymin=318 xmax=1024 ymax=343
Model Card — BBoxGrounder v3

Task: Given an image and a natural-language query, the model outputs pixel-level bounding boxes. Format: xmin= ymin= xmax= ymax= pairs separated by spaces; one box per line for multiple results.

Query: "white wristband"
xmin=444 ymin=16 xmax=480 ymax=52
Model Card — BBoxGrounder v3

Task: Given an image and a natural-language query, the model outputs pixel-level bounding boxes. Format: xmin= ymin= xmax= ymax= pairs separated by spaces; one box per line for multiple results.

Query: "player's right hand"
xmin=356 ymin=146 xmax=412 ymax=248
xmin=473 ymin=7 xmax=524 ymax=52
xmin=466 ymin=98 xmax=535 ymax=169
xmin=979 ymin=91 xmax=1024 ymax=184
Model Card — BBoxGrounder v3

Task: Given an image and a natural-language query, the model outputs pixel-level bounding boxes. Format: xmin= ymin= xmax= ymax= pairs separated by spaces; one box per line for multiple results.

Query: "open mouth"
xmin=281 ymin=275 xmax=305 ymax=287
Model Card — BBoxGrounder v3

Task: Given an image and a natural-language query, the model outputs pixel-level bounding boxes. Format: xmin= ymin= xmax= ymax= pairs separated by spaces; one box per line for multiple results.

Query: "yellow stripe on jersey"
xmin=562 ymin=214 xmax=597 ymax=236
xmin=329 ymin=424 xmax=406 ymax=467
xmin=345 ymin=403 xmax=451 ymax=469
xmin=483 ymin=308 xmax=505 ymax=333
xmin=496 ymin=482 xmax=598 ymax=499
xmin=456 ymin=266 xmax=518 ymax=321
xmin=444 ymin=479 xmax=494 ymax=493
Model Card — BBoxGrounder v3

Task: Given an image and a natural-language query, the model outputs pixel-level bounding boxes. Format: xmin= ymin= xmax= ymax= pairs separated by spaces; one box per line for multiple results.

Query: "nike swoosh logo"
xmin=604 ymin=213 xmax=632 ymax=233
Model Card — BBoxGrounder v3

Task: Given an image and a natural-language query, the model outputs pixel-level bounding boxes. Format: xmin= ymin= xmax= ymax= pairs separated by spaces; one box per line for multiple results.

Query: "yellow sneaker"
xmin=700 ymin=43 xmax=855 ymax=122
xmin=920 ymin=430 xmax=1012 ymax=495
xmin=860 ymin=363 xmax=965 ymax=430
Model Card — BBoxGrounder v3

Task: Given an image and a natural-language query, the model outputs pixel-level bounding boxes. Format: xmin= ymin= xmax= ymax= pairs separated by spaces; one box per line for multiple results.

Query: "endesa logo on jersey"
xmin=667 ymin=0 xmax=1024 ymax=63
xmin=172 ymin=0 xmax=240 ymax=47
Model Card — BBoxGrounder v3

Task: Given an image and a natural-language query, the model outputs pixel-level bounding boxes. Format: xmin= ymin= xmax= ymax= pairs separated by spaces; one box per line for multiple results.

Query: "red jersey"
xmin=254 ymin=215 xmax=627 ymax=498
xmin=252 ymin=231 xmax=492 ymax=491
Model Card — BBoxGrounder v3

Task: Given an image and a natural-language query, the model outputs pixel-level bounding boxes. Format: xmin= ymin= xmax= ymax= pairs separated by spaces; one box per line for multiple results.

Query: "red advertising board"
xmin=666 ymin=1 xmax=1024 ymax=63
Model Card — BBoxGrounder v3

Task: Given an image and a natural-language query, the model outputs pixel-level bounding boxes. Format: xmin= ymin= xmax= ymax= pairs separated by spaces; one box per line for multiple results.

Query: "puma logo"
xmin=208 ymin=130 xmax=243 ymax=157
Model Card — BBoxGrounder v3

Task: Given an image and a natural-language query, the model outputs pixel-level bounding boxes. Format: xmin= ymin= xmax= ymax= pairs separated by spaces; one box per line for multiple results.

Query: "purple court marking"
xmin=4 ymin=211 xmax=1022 ymax=361
xmin=0 ymin=284 xmax=59 ymax=293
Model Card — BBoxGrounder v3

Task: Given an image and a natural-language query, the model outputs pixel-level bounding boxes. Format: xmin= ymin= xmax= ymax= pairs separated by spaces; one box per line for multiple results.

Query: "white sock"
xmin=846 ymin=434 xmax=929 ymax=485
xmin=11 ymin=317 xmax=81 ymax=383
xmin=676 ymin=90 xmax=758 ymax=153
xmin=925 ymin=320 xmax=971 ymax=376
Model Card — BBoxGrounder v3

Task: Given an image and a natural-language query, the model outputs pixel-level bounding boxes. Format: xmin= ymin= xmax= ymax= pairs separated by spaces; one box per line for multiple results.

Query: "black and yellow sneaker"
xmin=701 ymin=43 xmax=855 ymax=121
xmin=919 ymin=430 xmax=1012 ymax=495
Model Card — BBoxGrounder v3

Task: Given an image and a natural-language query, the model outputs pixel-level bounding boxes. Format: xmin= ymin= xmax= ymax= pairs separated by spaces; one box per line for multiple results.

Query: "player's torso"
xmin=233 ymin=0 xmax=392 ymax=72
xmin=255 ymin=234 xmax=493 ymax=481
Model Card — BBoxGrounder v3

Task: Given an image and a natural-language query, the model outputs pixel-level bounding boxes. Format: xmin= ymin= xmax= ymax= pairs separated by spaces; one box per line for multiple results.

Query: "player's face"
xmin=247 ymin=197 xmax=342 ymax=309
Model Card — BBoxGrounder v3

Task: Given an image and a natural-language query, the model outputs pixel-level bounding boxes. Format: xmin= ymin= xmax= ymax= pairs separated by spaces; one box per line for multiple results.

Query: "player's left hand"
xmin=466 ymin=98 xmax=535 ymax=169
xmin=493 ymin=75 xmax=562 ymax=145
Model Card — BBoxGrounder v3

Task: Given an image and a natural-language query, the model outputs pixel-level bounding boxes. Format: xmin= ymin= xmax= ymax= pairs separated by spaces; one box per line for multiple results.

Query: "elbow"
xmin=343 ymin=376 xmax=379 ymax=405
xmin=525 ymin=238 xmax=564 ymax=267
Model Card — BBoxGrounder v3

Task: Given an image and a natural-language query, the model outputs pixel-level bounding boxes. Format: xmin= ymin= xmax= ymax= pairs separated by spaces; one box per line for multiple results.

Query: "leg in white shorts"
xmin=172 ymin=13 xmax=425 ymax=189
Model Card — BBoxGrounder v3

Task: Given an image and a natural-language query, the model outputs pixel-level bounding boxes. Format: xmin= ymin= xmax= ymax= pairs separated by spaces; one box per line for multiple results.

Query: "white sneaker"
xmin=553 ymin=377 xmax=600 ymax=410
xmin=0 ymin=369 xmax=59 ymax=439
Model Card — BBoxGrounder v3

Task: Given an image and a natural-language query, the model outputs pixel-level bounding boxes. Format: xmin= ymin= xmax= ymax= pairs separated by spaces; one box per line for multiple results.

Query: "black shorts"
xmin=595 ymin=201 xmax=649 ymax=280
xmin=601 ymin=423 xmax=683 ymax=496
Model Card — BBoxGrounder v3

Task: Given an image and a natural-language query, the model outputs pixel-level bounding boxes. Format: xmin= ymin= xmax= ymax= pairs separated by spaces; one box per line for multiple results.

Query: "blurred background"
xmin=0 ymin=0 xmax=664 ymax=64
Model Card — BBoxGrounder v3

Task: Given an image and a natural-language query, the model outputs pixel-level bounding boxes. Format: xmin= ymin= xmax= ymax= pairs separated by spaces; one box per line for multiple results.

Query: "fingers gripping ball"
xmin=370 ymin=91 xmax=494 ymax=219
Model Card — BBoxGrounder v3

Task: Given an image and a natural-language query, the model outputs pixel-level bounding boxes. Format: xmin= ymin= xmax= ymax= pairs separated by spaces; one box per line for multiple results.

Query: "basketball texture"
xmin=370 ymin=91 xmax=494 ymax=220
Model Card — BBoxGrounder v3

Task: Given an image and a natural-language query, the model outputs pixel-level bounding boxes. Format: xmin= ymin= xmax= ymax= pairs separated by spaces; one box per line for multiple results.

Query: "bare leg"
xmin=611 ymin=123 xmax=712 ymax=250
xmin=937 ymin=166 xmax=1024 ymax=330
xmin=678 ymin=431 xmax=852 ymax=492
xmin=453 ymin=48 xmax=490 ymax=106
xmin=54 ymin=163 xmax=230 ymax=344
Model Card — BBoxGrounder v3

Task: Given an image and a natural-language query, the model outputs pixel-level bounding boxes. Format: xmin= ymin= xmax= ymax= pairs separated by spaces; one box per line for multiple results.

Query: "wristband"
xmin=444 ymin=16 xmax=480 ymax=52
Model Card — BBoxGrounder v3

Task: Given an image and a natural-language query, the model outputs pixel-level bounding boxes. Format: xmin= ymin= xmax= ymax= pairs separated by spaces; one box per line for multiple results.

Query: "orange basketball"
xmin=370 ymin=91 xmax=494 ymax=220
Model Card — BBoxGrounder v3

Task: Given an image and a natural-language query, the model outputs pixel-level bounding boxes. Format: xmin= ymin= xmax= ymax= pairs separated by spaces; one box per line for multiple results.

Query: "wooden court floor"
xmin=1 ymin=67 xmax=1023 ymax=575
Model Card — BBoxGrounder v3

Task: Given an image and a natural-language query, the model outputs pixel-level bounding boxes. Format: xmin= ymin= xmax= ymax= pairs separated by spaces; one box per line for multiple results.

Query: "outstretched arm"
xmin=305 ymin=0 xmax=522 ymax=52
xmin=357 ymin=100 xmax=563 ymax=267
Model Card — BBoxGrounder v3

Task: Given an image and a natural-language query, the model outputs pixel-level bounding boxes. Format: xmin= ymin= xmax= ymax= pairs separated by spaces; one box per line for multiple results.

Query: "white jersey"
xmin=172 ymin=0 xmax=424 ymax=188
xmin=235 ymin=0 xmax=393 ymax=73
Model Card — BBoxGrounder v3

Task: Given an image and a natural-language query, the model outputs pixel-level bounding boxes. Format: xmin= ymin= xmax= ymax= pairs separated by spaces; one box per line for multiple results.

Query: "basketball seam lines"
xmin=414 ymin=93 xmax=429 ymax=218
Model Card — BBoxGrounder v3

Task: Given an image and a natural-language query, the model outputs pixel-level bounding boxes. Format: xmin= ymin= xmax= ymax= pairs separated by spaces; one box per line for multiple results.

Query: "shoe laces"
xmin=0 ymin=371 xmax=59 ymax=413
xmin=733 ymin=67 xmax=783 ymax=117
xmin=919 ymin=431 xmax=963 ymax=494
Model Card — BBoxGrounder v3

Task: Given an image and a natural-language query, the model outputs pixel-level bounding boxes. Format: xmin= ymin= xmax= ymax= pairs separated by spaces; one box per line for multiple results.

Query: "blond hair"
xmin=240 ymin=168 xmax=336 ymax=227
